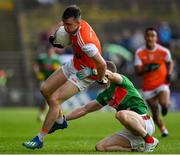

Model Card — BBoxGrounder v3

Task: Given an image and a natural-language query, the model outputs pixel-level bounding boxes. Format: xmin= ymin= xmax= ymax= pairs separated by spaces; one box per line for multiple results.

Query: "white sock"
xmin=162 ymin=128 xmax=169 ymax=134
xmin=56 ymin=116 xmax=64 ymax=124
xmin=38 ymin=132 xmax=47 ymax=142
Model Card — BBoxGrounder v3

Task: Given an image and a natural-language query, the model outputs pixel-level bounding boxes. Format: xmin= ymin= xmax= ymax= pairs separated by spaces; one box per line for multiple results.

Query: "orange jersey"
xmin=134 ymin=44 xmax=172 ymax=90
xmin=69 ymin=20 xmax=101 ymax=74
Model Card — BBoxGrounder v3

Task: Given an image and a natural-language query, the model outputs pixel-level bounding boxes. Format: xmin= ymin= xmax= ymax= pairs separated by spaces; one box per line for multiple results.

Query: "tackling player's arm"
xmin=66 ymin=100 xmax=102 ymax=121
xmin=105 ymin=70 xmax=123 ymax=84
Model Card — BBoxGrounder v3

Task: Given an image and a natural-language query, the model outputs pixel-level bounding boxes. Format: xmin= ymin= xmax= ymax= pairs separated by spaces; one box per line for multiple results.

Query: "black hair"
xmin=145 ymin=27 xmax=158 ymax=35
xmin=106 ymin=61 xmax=117 ymax=73
xmin=62 ymin=5 xmax=81 ymax=20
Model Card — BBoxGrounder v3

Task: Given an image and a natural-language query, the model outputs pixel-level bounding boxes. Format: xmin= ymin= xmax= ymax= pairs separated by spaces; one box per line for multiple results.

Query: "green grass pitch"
xmin=0 ymin=108 xmax=180 ymax=154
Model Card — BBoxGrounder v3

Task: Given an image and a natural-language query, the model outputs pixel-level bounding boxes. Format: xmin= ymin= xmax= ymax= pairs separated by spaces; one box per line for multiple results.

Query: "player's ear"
xmin=76 ymin=17 xmax=81 ymax=24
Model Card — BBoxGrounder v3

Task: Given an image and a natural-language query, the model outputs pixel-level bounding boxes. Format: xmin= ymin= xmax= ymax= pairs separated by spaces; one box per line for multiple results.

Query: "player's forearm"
xmin=66 ymin=108 xmax=88 ymax=121
xmin=135 ymin=66 xmax=145 ymax=76
xmin=167 ymin=60 xmax=174 ymax=74
xmin=91 ymin=52 xmax=107 ymax=81
xmin=96 ymin=62 xmax=106 ymax=81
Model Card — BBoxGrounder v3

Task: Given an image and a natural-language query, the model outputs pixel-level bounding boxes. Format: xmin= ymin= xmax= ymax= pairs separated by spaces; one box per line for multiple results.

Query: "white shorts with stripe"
xmin=62 ymin=60 xmax=95 ymax=91
xmin=142 ymin=84 xmax=170 ymax=100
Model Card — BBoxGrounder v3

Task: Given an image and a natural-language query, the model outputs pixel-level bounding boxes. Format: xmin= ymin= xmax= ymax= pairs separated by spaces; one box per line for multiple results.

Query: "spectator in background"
xmin=38 ymin=29 xmax=53 ymax=52
xmin=33 ymin=45 xmax=61 ymax=122
xmin=0 ymin=70 xmax=7 ymax=90
xmin=0 ymin=69 xmax=13 ymax=106
xmin=158 ymin=21 xmax=172 ymax=49
xmin=131 ymin=29 xmax=144 ymax=51
xmin=37 ymin=0 xmax=56 ymax=6
xmin=134 ymin=27 xmax=174 ymax=137
xmin=119 ymin=29 xmax=132 ymax=52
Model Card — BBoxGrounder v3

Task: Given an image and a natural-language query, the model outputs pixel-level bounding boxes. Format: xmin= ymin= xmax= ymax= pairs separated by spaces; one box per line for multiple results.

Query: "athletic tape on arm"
xmin=81 ymin=43 xmax=98 ymax=57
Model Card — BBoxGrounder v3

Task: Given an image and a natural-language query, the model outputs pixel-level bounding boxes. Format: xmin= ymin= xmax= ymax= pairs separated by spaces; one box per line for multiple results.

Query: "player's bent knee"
xmin=48 ymin=95 xmax=59 ymax=104
xmin=116 ymin=110 xmax=128 ymax=122
xmin=160 ymin=102 xmax=169 ymax=108
xmin=40 ymin=82 xmax=48 ymax=96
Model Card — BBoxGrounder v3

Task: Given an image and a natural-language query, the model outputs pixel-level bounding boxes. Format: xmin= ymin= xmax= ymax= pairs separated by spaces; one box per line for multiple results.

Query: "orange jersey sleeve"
xmin=70 ymin=20 xmax=102 ymax=72
xmin=135 ymin=44 xmax=171 ymax=90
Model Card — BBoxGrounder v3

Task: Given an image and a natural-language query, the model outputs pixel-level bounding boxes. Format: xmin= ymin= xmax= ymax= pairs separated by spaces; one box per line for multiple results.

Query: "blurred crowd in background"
xmin=1 ymin=0 xmax=180 ymax=107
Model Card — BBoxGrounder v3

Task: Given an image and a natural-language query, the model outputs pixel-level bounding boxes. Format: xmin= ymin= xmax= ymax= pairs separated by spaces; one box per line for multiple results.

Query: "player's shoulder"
xmin=156 ymin=44 xmax=170 ymax=54
xmin=80 ymin=19 xmax=91 ymax=31
xmin=78 ymin=20 xmax=95 ymax=43
xmin=135 ymin=46 xmax=146 ymax=54
xmin=121 ymin=74 xmax=130 ymax=82
xmin=120 ymin=74 xmax=134 ymax=86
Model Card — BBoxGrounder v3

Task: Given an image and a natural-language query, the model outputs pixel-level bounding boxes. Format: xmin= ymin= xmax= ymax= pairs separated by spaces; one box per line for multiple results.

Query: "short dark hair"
xmin=145 ymin=27 xmax=158 ymax=34
xmin=62 ymin=5 xmax=81 ymax=20
xmin=106 ymin=61 xmax=117 ymax=73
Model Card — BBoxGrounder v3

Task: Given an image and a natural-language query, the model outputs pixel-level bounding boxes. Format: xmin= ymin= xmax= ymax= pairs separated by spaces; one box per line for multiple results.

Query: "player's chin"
xmin=68 ymin=28 xmax=76 ymax=34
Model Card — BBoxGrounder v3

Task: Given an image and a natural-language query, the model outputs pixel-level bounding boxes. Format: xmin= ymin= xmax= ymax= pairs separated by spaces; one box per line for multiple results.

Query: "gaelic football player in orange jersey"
xmin=134 ymin=27 xmax=174 ymax=137
xmin=23 ymin=5 xmax=107 ymax=149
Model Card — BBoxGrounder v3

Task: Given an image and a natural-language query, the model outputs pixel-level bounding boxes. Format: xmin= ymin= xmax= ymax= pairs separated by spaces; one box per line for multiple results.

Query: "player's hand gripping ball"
xmin=54 ymin=26 xmax=71 ymax=47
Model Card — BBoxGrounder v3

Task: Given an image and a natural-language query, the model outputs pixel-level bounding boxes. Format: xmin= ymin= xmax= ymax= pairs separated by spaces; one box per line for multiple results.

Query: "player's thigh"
xmin=158 ymin=90 xmax=170 ymax=105
xmin=41 ymin=68 xmax=67 ymax=95
xmin=116 ymin=110 xmax=146 ymax=134
xmin=146 ymin=96 xmax=159 ymax=113
xmin=96 ymin=133 xmax=131 ymax=149
xmin=51 ymin=80 xmax=80 ymax=103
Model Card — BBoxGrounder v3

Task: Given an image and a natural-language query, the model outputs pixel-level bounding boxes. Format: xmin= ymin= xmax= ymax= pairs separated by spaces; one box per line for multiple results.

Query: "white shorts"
xmin=143 ymin=84 xmax=170 ymax=100
xmin=62 ymin=60 xmax=95 ymax=91
xmin=116 ymin=115 xmax=155 ymax=151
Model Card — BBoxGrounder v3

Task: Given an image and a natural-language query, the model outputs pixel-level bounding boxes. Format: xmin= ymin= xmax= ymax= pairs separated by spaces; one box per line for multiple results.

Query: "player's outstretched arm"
xmin=66 ymin=100 xmax=102 ymax=121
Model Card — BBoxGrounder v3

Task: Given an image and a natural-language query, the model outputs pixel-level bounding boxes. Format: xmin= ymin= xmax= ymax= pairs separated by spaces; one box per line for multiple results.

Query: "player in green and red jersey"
xmin=65 ymin=61 xmax=159 ymax=152
xmin=34 ymin=47 xmax=61 ymax=81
